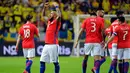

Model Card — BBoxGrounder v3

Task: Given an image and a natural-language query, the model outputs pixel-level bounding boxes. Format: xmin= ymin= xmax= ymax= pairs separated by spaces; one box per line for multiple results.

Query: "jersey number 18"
xmin=24 ymin=29 xmax=30 ymax=38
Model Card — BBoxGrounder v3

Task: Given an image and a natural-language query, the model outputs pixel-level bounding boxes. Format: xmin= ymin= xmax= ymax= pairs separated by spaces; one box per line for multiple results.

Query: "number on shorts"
xmin=91 ymin=22 xmax=96 ymax=32
xmin=24 ymin=29 xmax=30 ymax=38
xmin=123 ymin=31 xmax=128 ymax=40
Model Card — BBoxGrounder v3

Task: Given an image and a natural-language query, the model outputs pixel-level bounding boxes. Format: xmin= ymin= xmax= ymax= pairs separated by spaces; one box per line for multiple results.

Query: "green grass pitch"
xmin=0 ymin=56 xmax=129 ymax=73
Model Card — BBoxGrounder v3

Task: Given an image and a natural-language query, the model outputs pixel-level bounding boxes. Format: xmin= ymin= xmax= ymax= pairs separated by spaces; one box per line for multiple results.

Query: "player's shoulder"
xmin=83 ymin=17 xmax=89 ymax=22
xmin=29 ymin=23 xmax=36 ymax=27
xmin=85 ymin=17 xmax=90 ymax=20
xmin=111 ymin=20 xmax=119 ymax=26
xmin=97 ymin=16 xmax=104 ymax=20
xmin=97 ymin=16 xmax=103 ymax=19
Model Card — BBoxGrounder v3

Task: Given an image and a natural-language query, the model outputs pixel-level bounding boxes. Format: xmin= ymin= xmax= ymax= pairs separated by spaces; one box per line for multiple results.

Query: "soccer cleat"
xmin=23 ymin=70 xmax=28 ymax=73
xmin=91 ymin=67 xmax=96 ymax=73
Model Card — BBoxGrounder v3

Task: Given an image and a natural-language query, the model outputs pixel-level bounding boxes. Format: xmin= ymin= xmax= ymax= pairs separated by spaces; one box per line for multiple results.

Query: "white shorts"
xmin=101 ymin=49 xmax=108 ymax=57
xmin=40 ymin=44 xmax=59 ymax=63
xmin=112 ymin=43 xmax=117 ymax=56
xmin=84 ymin=43 xmax=102 ymax=56
xmin=108 ymin=49 xmax=113 ymax=59
xmin=117 ymin=48 xmax=130 ymax=60
xmin=23 ymin=48 xmax=35 ymax=58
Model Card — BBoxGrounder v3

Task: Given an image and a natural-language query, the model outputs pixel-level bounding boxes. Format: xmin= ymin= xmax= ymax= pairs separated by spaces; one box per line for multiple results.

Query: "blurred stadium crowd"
xmin=0 ymin=0 xmax=130 ymax=42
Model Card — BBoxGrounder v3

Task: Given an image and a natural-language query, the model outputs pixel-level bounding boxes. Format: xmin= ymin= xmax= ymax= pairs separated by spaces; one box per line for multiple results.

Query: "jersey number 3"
xmin=24 ymin=29 xmax=30 ymax=38
xmin=123 ymin=31 xmax=128 ymax=40
xmin=91 ymin=22 xmax=96 ymax=32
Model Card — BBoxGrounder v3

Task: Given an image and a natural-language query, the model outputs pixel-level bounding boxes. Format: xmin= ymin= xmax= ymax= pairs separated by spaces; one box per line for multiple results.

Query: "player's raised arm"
xmin=42 ymin=2 xmax=49 ymax=17
xmin=53 ymin=3 xmax=61 ymax=20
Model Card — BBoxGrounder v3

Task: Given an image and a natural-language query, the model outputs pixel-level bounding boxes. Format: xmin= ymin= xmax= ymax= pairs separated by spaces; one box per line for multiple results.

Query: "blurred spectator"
xmin=13 ymin=1 xmax=22 ymax=23
xmin=22 ymin=4 xmax=34 ymax=20
xmin=92 ymin=0 xmax=99 ymax=10
xmin=0 ymin=20 xmax=4 ymax=44
xmin=80 ymin=2 xmax=89 ymax=14
xmin=111 ymin=1 xmax=119 ymax=11
xmin=0 ymin=0 xmax=130 ymax=41
xmin=102 ymin=0 xmax=110 ymax=14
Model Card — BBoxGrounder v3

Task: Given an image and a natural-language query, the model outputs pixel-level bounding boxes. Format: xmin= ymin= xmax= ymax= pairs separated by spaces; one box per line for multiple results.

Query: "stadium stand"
xmin=0 ymin=0 xmax=130 ymax=41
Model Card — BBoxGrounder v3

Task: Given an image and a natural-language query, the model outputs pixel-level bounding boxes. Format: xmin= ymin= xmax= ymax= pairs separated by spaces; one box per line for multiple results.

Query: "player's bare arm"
xmin=103 ymin=34 xmax=115 ymax=49
xmin=54 ymin=3 xmax=61 ymax=20
xmin=15 ymin=34 xmax=21 ymax=51
xmin=42 ymin=2 xmax=49 ymax=17
xmin=74 ymin=28 xmax=84 ymax=48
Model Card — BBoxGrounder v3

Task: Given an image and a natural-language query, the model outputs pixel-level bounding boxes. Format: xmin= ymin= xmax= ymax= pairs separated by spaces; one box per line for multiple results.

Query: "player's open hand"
xmin=53 ymin=2 xmax=59 ymax=7
xmin=44 ymin=2 xmax=49 ymax=8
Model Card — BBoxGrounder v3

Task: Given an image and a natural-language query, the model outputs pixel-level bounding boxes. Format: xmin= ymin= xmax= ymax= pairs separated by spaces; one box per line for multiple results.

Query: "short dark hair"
xmin=116 ymin=10 xmax=124 ymax=17
xmin=26 ymin=15 xmax=33 ymax=21
xmin=118 ymin=16 xmax=125 ymax=23
xmin=97 ymin=7 xmax=104 ymax=11
xmin=90 ymin=12 xmax=97 ymax=16
xmin=110 ymin=17 xmax=117 ymax=23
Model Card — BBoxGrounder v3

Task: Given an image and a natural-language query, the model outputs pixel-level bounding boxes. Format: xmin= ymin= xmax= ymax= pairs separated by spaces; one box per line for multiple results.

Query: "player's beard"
xmin=100 ymin=15 xmax=104 ymax=18
xmin=49 ymin=17 xmax=54 ymax=22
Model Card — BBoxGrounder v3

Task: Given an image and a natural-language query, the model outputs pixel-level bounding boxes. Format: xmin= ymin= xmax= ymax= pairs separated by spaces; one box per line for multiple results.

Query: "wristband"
xmin=55 ymin=6 xmax=59 ymax=8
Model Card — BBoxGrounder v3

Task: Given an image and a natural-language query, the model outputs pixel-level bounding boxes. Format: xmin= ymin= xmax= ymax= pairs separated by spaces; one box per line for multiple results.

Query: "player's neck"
xmin=91 ymin=16 xmax=96 ymax=18
xmin=26 ymin=21 xmax=31 ymax=24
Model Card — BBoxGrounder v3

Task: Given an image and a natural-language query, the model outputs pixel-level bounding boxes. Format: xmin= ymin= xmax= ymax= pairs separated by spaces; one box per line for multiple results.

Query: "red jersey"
xmin=97 ymin=16 xmax=105 ymax=42
xmin=105 ymin=27 xmax=112 ymax=49
xmin=110 ymin=20 xmax=119 ymax=43
xmin=114 ymin=23 xmax=130 ymax=48
xmin=19 ymin=22 xmax=39 ymax=48
xmin=45 ymin=19 xmax=61 ymax=44
xmin=81 ymin=16 xmax=104 ymax=43
xmin=97 ymin=16 xmax=104 ymax=23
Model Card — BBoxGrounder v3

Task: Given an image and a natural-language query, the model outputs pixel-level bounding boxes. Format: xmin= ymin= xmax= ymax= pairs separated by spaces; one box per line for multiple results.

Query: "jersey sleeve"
xmin=18 ymin=27 xmax=23 ymax=36
xmin=81 ymin=19 xmax=87 ymax=29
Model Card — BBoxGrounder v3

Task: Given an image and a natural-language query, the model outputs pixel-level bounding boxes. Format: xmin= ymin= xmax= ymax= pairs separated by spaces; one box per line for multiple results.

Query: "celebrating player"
xmin=74 ymin=12 xmax=105 ymax=73
xmin=15 ymin=15 xmax=40 ymax=73
xmin=104 ymin=16 xmax=130 ymax=73
xmin=40 ymin=2 xmax=61 ymax=73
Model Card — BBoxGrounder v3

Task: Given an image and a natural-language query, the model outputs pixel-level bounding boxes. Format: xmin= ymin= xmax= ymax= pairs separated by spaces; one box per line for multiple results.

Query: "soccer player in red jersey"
xmin=104 ymin=16 xmax=130 ymax=73
xmin=105 ymin=27 xmax=112 ymax=58
xmin=96 ymin=8 xmax=107 ymax=67
xmin=107 ymin=11 xmax=124 ymax=73
xmin=15 ymin=15 xmax=40 ymax=73
xmin=40 ymin=2 xmax=61 ymax=73
xmin=74 ymin=12 xmax=105 ymax=73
